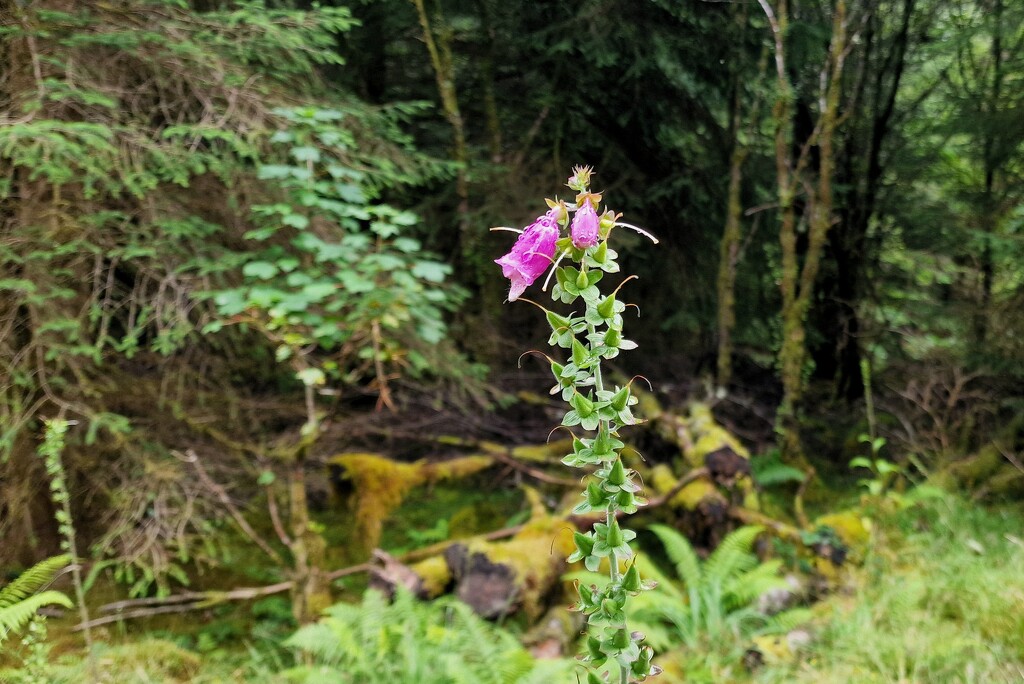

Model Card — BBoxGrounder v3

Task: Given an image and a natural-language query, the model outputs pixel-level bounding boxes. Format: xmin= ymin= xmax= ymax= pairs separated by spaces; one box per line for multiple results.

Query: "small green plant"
xmin=36 ymin=419 xmax=94 ymax=661
xmin=850 ymin=434 xmax=903 ymax=498
xmin=281 ymin=589 xmax=575 ymax=683
xmin=205 ymin=106 xmax=466 ymax=408
xmin=594 ymin=525 xmax=811 ymax=656
xmin=0 ymin=555 xmax=72 ymax=645
xmin=755 ymin=495 xmax=1024 ymax=683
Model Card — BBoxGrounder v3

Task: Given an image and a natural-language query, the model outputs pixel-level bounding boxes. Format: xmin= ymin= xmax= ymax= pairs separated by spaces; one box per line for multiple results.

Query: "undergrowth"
xmin=753 ymin=495 xmax=1024 ymax=683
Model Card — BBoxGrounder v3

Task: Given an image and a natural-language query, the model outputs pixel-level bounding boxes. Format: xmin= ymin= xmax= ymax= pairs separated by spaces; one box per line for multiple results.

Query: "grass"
xmin=753 ymin=495 xmax=1024 ymax=683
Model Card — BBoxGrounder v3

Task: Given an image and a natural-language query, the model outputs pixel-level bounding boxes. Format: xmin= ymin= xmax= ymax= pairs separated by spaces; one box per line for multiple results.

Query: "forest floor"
xmin=3 ymin=489 xmax=1022 ymax=684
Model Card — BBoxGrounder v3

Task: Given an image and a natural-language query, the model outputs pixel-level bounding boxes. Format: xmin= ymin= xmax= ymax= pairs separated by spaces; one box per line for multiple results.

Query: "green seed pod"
xmin=597 ymin=295 xmax=616 ymax=319
xmin=572 ymin=338 xmax=588 ymax=366
xmin=574 ymin=392 xmax=595 ymax=417
xmin=604 ymin=328 xmax=621 ymax=347
xmin=611 ymin=628 xmax=631 ymax=650
xmin=576 ymin=268 xmax=589 ymax=290
xmin=574 ymin=531 xmax=595 ymax=556
xmin=607 ymin=458 xmax=627 ymax=486
xmin=587 ymin=481 xmax=605 ymax=507
xmin=622 ymin=562 xmax=642 ymax=592
xmin=546 ymin=309 xmax=572 ymax=333
xmin=606 ymin=517 xmax=624 ymax=547
xmin=594 ymin=241 xmax=608 ymax=263
xmin=610 ymin=384 xmax=631 ymax=411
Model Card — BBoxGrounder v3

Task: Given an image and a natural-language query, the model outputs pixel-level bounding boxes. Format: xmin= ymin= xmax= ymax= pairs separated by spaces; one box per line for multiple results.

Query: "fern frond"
xmin=0 ymin=554 xmax=71 ymax=608
xmin=763 ymin=607 xmax=813 ymax=634
xmin=703 ymin=525 xmax=763 ymax=586
xmin=0 ymin=590 xmax=73 ymax=642
xmin=648 ymin=524 xmax=702 ymax=590
xmin=516 ymin=659 xmax=577 ymax=684
xmin=724 ymin=559 xmax=788 ymax=609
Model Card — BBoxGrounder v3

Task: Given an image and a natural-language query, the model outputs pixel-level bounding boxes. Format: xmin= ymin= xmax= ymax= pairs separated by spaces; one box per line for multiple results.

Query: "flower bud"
xmin=571 ymin=202 xmax=600 ymax=249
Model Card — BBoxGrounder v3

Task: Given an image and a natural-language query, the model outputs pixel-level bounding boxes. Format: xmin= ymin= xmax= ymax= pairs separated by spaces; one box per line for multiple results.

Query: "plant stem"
xmin=606 ymin=505 xmax=620 ymax=583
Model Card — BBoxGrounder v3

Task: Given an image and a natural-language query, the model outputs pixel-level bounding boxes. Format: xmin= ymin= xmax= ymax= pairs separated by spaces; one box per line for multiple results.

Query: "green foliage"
xmin=204 ymin=106 xmax=466 ymax=395
xmin=282 ymin=589 xmax=575 ymax=684
xmin=751 ymin=451 xmax=807 ymax=488
xmin=609 ymin=525 xmax=809 ymax=656
xmin=755 ymin=495 xmax=1024 ymax=683
xmin=0 ymin=555 xmax=72 ymax=644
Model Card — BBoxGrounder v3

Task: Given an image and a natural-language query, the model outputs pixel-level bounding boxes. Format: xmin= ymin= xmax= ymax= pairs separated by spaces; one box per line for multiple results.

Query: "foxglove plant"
xmin=495 ymin=167 xmax=660 ymax=683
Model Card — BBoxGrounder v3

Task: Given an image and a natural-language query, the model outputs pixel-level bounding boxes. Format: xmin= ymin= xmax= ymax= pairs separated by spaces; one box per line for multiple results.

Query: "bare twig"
xmin=176 ymin=449 xmax=283 ymax=564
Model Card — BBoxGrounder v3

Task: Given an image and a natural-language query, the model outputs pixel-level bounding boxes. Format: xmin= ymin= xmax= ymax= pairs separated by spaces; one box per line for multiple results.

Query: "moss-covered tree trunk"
xmin=715 ymin=30 xmax=765 ymax=388
xmin=287 ymin=449 xmax=329 ymax=625
xmin=716 ymin=108 xmax=747 ymax=389
xmin=410 ymin=0 xmax=470 ymax=253
xmin=761 ymin=0 xmax=848 ymax=464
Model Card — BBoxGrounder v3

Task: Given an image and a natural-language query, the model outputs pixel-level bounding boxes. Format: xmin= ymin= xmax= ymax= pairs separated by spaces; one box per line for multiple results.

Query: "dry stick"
xmin=75 ymin=581 xmax=294 ymax=631
xmin=177 ymin=449 xmax=283 ymax=564
xmin=646 ymin=467 xmax=710 ymax=509
xmin=488 ymin=450 xmax=580 ymax=487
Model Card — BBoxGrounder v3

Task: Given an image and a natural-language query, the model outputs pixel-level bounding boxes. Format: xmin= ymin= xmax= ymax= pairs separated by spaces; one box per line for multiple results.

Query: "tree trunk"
xmin=410 ymin=0 xmax=471 ymax=255
xmin=760 ymin=0 xmax=849 ymax=464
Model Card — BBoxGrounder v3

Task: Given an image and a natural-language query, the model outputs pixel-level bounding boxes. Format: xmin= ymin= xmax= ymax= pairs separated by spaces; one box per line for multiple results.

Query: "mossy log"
xmin=443 ymin=492 xmax=576 ymax=621
xmin=634 ymin=389 xmax=759 ymax=546
xmin=365 ymin=487 xmax=575 ymax=621
xmin=328 ymin=452 xmax=493 ymax=554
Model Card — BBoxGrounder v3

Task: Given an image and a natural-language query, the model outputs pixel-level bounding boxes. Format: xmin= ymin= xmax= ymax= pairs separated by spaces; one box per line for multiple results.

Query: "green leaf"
xmin=411 ymin=260 xmax=449 ymax=283
xmin=282 ymin=213 xmax=310 ymax=229
xmin=296 ymin=368 xmax=326 ymax=386
xmin=290 ymin=146 xmax=321 ymax=162
xmin=242 ymin=261 xmax=279 ymax=280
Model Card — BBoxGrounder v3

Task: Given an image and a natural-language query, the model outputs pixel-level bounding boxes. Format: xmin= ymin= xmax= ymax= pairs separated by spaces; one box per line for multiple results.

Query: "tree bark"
xmin=410 ymin=0 xmax=471 ymax=254
xmin=760 ymin=0 xmax=849 ymax=464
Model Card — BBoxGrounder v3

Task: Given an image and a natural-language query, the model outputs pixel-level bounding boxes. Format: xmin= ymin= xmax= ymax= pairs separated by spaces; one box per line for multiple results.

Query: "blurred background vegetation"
xmin=0 ymin=0 xmax=1022 ymax=682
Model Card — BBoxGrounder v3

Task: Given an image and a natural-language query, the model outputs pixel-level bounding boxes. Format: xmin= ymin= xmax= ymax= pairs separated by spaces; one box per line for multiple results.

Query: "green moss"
xmin=650 ymin=463 xmax=723 ymax=510
xmin=686 ymin=403 xmax=751 ymax=467
xmin=410 ymin=556 xmax=451 ymax=598
xmin=328 ymin=453 xmax=495 ymax=555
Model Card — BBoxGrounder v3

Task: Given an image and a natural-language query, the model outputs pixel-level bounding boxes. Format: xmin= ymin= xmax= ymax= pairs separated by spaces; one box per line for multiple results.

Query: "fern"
xmin=0 ymin=555 xmax=73 ymax=643
xmin=572 ymin=525 xmax=809 ymax=657
xmin=282 ymin=589 xmax=574 ymax=683
xmin=0 ymin=555 xmax=70 ymax=608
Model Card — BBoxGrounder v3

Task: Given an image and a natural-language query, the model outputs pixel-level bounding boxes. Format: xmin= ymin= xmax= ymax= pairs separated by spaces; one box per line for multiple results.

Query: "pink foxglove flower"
xmin=571 ymin=201 xmax=600 ymax=249
xmin=495 ymin=211 xmax=560 ymax=301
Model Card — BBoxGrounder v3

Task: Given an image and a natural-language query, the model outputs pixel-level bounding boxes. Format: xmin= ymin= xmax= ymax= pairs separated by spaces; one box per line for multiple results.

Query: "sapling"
xmin=494 ymin=167 xmax=660 ymax=683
